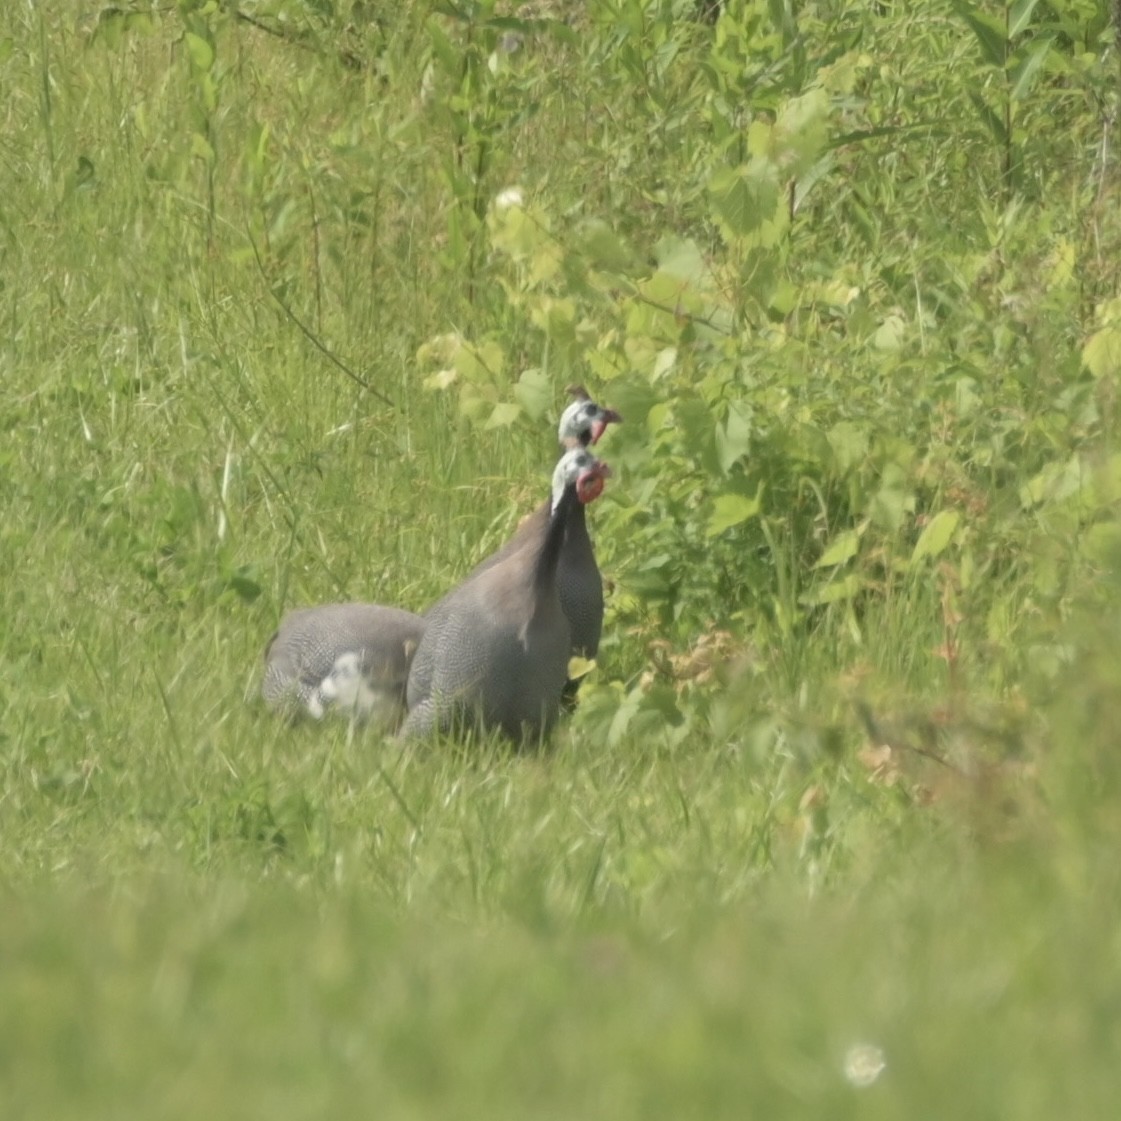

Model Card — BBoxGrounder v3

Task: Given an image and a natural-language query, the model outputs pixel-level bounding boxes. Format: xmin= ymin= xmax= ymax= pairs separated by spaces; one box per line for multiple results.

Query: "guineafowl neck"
xmin=535 ymin=484 xmax=577 ymax=593
xmin=565 ymin=498 xmax=589 ymax=547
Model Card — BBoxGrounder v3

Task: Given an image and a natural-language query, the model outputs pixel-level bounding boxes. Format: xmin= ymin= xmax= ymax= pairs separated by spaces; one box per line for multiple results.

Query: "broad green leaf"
xmin=818 ymin=50 xmax=871 ymax=94
xmin=952 ymin=2 xmax=1007 ymax=67
xmin=1009 ymin=0 xmax=1044 ymax=37
xmin=190 ymin=132 xmax=215 ymax=163
xmin=801 ymin=573 xmax=862 ymax=606
xmin=1010 ymin=37 xmax=1053 ymax=102
xmin=575 ymin=219 xmax=634 ymax=274
xmin=677 ymin=397 xmax=721 ymax=477
xmin=94 ymin=9 xmax=125 ymax=48
xmin=827 ymin=421 xmax=868 ymax=474
xmin=485 ymin=401 xmax=522 ymax=429
xmin=426 ymin=18 xmax=460 ymax=77
xmin=873 ymin=315 xmax=905 ymax=350
xmin=1019 ymin=454 xmax=1085 ymax=509
xmin=652 ymin=348 xmax=677 ymax=381
xmin=1082 ymin=298 xmax=1121 ymax=378
xmin=871 ymin=465 xmax=910 ymax=532
xmin=968 ymin=90 xmax=1007 ymax=143
xmin=708 ymin=166 xmax=753 ymax=239
xmin=529 ymin=296 xmax=576 ymax=341
xmin=1048 ymin=239 xmax=1075 ymax=288
xmin=513 ymin=368 xmax=552 ymax=420
xmin=423 ymin=368 xmax=457 ymax=391
xmin=185 ymin=31 xmax=215 ymax=72
xmin=912 ymin=510 xmax=960 ymax=563
xmin=655 ymin=236 xmax=708 ymax=285
xmin=606 ymin=378 xmax=660 ymax=433
xmin=1080 ymin=522 xmax=1121 ymax=570
xmin=815 ymin=529 xmax=860 ymax=568
xmin=774 ymin=88 xmax=829 ymax=178
xmin=709 ymin=164 xmax=781 ymax=244
xmin=716 ymin=401 xmax=753 ymax=474
xmin=955 ymin=377 xmax=981 ymax=417
xmin=567 ymin=656 xmax=597 ymax=681
xmin=455 ymin=339 xmax=505 ymax=384
xmin=707 ymin=493 xmax=761 ymax=537
xmin=74 ymin=155 xmax=95 ymax=190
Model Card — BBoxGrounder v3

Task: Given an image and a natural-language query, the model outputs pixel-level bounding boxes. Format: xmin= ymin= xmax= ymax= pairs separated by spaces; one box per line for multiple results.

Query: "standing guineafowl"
xmin=409 ymin=389 xmax=621 ymax=711
xmin=401 ymin=447 xmax=611 ymax=745
xmin=261 ymin=604 xmax=425 ymax=730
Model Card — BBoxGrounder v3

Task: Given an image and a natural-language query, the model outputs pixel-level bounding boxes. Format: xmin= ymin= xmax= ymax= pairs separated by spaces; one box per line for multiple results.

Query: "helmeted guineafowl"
xmin=401 ymin=446 xmax=611 ymax=744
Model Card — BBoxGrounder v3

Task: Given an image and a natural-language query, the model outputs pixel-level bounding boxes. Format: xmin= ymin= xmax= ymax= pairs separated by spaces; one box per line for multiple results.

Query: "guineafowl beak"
xmin=575 ymin=461 xmax=611 ymax=505
xmin=589 ymin=408 xmax=622 ymax=445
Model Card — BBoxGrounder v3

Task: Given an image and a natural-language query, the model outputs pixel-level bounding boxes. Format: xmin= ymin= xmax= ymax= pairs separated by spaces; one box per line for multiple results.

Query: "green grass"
xmin=2 ymin=1 xmax=1121 ymax=1117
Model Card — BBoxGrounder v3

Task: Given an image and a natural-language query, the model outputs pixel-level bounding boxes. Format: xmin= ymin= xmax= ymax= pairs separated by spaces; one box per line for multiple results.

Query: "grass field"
xmin=2 ymin=2 xmax=1121 ymax=1117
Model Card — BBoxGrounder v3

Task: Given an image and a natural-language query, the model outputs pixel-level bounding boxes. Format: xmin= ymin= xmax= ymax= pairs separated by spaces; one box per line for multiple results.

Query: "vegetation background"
xmin=2 ymin=0 xmax=1121 ymax=1116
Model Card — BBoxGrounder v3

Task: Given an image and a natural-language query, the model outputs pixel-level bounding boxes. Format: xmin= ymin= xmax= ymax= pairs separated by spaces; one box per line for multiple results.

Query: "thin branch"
xmin=248 ymin=231 xmax=396 ymax=410
xmin=629 ymin=289 xmax=733 ymax=336
xmin=227 ymin=4 xmax=365 ymax=71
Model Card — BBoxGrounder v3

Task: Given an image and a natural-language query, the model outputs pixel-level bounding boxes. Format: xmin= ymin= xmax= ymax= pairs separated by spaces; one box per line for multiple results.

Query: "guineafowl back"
xmin=263 ymin=603 xmax=424 ymax=723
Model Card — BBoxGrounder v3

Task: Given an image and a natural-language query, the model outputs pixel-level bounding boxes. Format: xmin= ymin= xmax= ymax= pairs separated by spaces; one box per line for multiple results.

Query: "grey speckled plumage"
xmin=401 ymin=448 xmax=609 ymax=745
xmin=456 ymin=497 xmax=603 ymax=660
xmin=408 ymin=393 xmax=619 ymax=711
xmin=262 ymin=603 xmax=425 ymax=729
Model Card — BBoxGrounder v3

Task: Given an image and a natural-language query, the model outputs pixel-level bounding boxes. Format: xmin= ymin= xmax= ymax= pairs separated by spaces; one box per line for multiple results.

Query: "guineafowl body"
xmin=262 ymin=603 xmax=424 ymax=729
xmin=401 ymin=448 xmax=609 ymax=745
xmin=408 ymin=393 xmax=619 ymax=711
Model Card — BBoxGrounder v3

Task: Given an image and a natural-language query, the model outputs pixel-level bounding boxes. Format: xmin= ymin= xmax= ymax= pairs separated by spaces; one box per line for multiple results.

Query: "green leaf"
xmin=74 ymin=155 xmax=96 ymax=190
xmin=185 ymin=31 xmax=215 ymax=72
xmin=423 ymin=369 xmax=457 ymax=391
xmin=227 ymin=567 xmax=263 ymax=603
xmin=676 ymin=397 xmax=722 ymax=478
xmin=815 ymin=529 xmax=860 ymax=568
xmin=951 ymin=2 xmax=1007 ymax=67
xmin=1020 ymin=455 xmax=1085 ymax=509
xmin=485 ymin=401 xmax=522 ymax=429
xmin=1009 ymin=0 xmax=1044 ymax=37
xmin=1082 ymin=299 xmax=1121 ymax=379
xmin=706 ymin=493 xmax=761 ymax=537
xmin=912 ymin=510 xmax=960 ymax=563
xmin=655 ymin=236 xmax=708 ymax=286
xmin=708 ymin=164 xmax=782 ymax=244
xmin=774 ymin=87 xmax=829 ymax=178
xmin=513 ymin=368 xmax=552 ymax=421
xmin=1010 ymin=37 xmax=1053 ymax=102
xmin=827 ymin=421 xmax=869 ymax=474
xmin=1080 ymin=522 xmax=1121 ymax=570
xmin=801 ymin=572 xmax=862 ymax=606
xmin=873 ymin=315 xmax=905 ymax=351
xmin=716 ymin=401 xmax=753 ymax=474
xmin=968 ymin=90 xmax=1007 ymax=143
xmin=575 ymin=219 xmax=634 ymax=275
xmin=190 ymin=132 xmax=215 ymax=163
xmin=871 ymin=465 xmax=910 ymax=532
xmin=708 ymin=166 xmax=753 ymax=239
xmin=455 ymin=339 xmax=505 ymax=384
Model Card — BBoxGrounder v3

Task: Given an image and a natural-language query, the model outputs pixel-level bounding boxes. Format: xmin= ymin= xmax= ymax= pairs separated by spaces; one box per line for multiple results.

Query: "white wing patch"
xmin=298 ymin=651 xmax=405 ymax=730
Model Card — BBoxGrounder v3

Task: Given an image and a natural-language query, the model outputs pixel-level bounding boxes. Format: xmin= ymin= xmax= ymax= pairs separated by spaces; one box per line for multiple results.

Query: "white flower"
xmin=843 ymin=1043 xmax=886 ymax=1087
xmin=494 ymin=186 xmax=525 ymax=211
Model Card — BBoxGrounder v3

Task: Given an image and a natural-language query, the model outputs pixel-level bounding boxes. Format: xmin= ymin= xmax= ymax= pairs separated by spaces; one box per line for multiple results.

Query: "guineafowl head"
xmin=551 ymin=447 xmax=611 ymax=512
xmin=558 ymin=386 xmax=622 ymax=448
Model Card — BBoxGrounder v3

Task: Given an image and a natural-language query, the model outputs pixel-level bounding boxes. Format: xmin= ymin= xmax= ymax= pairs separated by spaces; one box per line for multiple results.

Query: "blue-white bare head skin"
xmin=557 ymin=385 xmax=623 ymax=449
xmin=551 ymin=447 xmax=611 ymax=513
